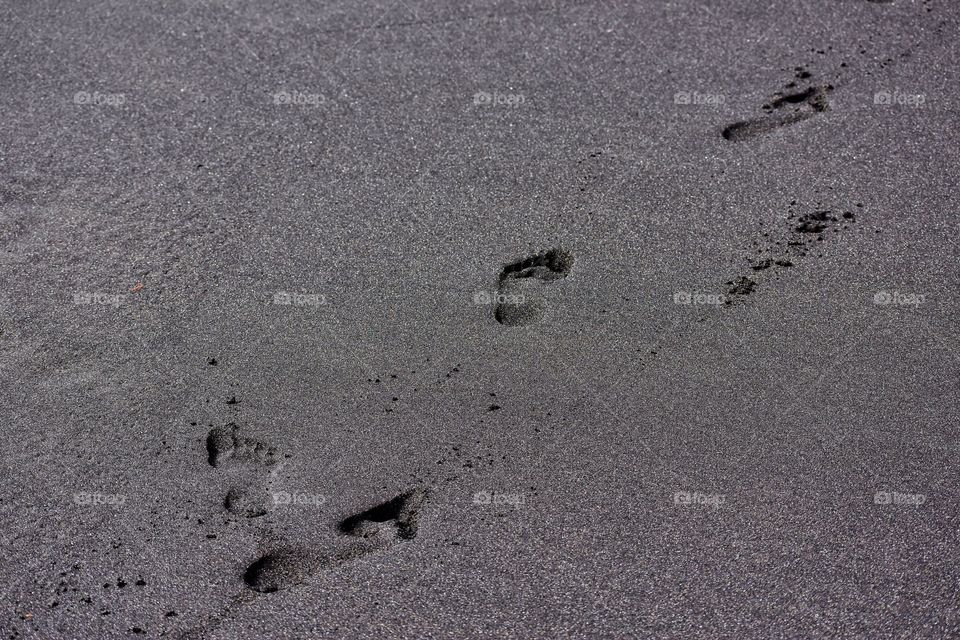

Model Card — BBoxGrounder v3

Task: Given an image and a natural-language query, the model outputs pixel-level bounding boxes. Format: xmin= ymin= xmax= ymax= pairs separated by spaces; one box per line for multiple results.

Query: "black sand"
xmin=1 ymin=0 xmax=958 ymax=638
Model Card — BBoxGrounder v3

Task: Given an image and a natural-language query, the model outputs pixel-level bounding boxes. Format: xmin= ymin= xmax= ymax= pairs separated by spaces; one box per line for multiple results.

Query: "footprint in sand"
xmin=493 ymin=248 xmax=575 ymax=326
xmin=722 ymin=85 xmax=831 ymax=142
xmin=206 ymin=423 xmax=279 ymax=468
xmin=338 ymin=488 xmax=427 ymax=540
xmin=243 ymin=489 xmax=428 ymax=593
xmin=206 ymin=423 xmax=281 ymax=518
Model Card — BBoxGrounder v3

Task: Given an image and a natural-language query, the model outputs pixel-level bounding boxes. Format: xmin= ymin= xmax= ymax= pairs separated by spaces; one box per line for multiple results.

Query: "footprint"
xmin=243 ymin=546 xmax=374 ymax=593
xmin=338 ymin=488 xmax=428 ymax=541
xmin=498 ymin=247 xmax=575 ymax=282
xmin=494 ymin=248 xmax=574 ymax=326
xmin=243 ymin=548 xmax=321 ymax=593
xmin=204 ymin=423 xmax=284 ymax=523
xmin=242 ymin=488 xmax=429 ymax=593
xmin=206 ymin=423 xmax=279 ymax=468
xmin=722 ymin=86 xmax=831 ymax=142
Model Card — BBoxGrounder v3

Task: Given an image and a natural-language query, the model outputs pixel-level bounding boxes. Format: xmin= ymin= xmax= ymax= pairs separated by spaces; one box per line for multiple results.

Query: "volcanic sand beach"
xmin=1 ymin=0 xmax=958 ymax=638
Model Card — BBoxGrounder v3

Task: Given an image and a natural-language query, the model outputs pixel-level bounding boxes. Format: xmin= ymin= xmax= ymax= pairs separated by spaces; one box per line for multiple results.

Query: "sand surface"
xmin=1 ymin=0 xmax=958 ymax=638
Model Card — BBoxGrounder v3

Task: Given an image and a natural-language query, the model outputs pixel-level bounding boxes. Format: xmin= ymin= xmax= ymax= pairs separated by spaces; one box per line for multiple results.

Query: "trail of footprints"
xmin=203 ymin=423 xmax=428 ymax=594
xmin=487 ymin=203 xmax=858 ymax=319
xmin=182 ymin=201 xmax=857 ymax=631
xmin=200 ymin=64 xmax=871 ymax=604
xmin=245 ymin=489 xmax=428 ymax=593
xmin=186 ymin=6 xmax=896 ymax=628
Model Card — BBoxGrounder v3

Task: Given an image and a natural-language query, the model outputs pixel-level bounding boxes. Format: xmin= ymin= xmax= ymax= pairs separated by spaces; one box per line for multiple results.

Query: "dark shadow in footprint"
xmin=206 ymin=423 xmax=279 ymax=468
xmin=722 ymin=86 xmax=831 ymax=142
xmin=767 ymin=86 xmax=830 ymax=111
xmin=494 ymin=248 xmax=574 ymax=326
xmin=498 ymin=247 xmax=575 ymax=283
xmin=339 ymin=488 xmax=428 ymax=540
